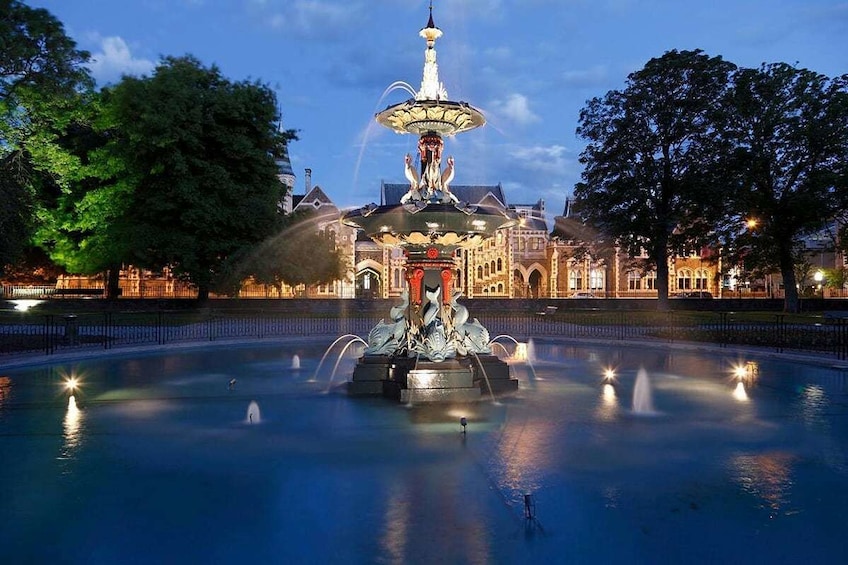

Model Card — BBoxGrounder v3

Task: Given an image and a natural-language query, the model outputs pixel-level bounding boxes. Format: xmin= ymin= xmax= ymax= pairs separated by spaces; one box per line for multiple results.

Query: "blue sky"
xmin=30 ymin=0 xmax=847 ymax=215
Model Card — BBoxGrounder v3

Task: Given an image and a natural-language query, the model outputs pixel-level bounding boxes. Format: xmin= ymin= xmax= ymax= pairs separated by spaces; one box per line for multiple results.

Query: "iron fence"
xmin=0 ymin=310 xmax=845 ymax=362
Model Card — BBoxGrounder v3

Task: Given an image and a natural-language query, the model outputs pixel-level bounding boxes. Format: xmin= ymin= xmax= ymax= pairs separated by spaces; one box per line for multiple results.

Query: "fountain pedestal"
xmin=348 ymin=354 xmax=517 ymax=402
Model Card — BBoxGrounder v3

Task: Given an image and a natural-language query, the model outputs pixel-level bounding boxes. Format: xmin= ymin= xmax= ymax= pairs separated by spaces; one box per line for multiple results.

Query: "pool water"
xmin=1 ymin=339 xmax=846 ymax=564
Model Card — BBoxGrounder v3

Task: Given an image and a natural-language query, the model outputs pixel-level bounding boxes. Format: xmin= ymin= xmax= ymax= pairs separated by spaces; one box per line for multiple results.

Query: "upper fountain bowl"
xmin=342 ymin=202 xmax=517 ymax=249
xmin=376 ymin=99 xmax=486 ymax=136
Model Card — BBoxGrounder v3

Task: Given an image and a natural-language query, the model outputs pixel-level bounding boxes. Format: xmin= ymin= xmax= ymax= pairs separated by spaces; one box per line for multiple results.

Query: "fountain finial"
xmin=420 ymin=1 xmax=442 ymax=45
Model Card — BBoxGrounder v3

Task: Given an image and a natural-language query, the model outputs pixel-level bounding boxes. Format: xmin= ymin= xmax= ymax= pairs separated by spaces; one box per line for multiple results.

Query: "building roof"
xmin=381 ymin=182 xmax=507 ymax=207
xmin=551 ymin=215 xmax=593 ymax=243
xmin=274 ymin=120 xmax=295 ymax=179
xmin=510 ymin=199 xmax=548 ymax=231
xmin=276 ymin=155 xmax=294 ymax=178
xmin=293 ymin=185 xmax=336 ymax=213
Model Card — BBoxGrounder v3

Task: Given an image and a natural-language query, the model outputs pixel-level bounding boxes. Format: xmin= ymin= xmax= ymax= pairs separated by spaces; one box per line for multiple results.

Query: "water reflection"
xmin=800 ymin=385 xmax=828 ymax=429
xmin=494 ymin=418 xmax=551 ymax=501
xmin=60 ymin=395 xmax=85 ymax=464
xmin=595 ymin=383 xmax=618 ymax=421
xmin=380 ymin=482 xmax=410 ymax=564
xmin=732 ymin=381 xmax=749 ymax=402
xmin=731 ymin=452 xmax=795 ymax=517
xmin=0 ymin=376 xmax=11 ymax=412
xmin=380 ymin=475 xmax=491 ymax=564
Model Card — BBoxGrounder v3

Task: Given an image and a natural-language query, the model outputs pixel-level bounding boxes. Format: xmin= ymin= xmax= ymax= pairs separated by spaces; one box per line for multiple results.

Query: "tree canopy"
xmin=574 ymin=50 xmax=736 ymax=309
xmin=0 ymin=0 xmax=92 ymax=276
xmin=87 ymin=56 xmax=292 ymax=299
xmin=0 ymin=0 xmax=90 ymax=101
xmin=720 ymin=64 xmax=848 ymax=312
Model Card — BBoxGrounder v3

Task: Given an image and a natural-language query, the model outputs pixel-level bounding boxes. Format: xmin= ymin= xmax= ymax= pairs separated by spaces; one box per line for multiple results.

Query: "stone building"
xmin=344 ymin=186 xmax=725 ymax=300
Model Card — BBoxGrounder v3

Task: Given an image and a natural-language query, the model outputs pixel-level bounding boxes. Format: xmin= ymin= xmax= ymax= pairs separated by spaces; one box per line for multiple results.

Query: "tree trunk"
xmin=778 ymin=241 xmax=799 ymax=313
xmin=654 ymin=237 xmax=671 ymax=311
xmin=105 ymin=266 xmax=121 ymax=299
xmin=197 ymin=283 xmax=210 ymax=302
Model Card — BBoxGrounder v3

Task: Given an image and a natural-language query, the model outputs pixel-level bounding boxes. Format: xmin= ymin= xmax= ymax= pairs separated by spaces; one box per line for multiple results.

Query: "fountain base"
xmin=348 ymin=354 xmax=517 ymax=402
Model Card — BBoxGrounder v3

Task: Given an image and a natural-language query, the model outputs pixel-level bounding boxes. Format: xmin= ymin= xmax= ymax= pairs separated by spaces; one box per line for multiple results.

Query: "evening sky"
xmin=29 ymin=0 xmax=848 ymax=213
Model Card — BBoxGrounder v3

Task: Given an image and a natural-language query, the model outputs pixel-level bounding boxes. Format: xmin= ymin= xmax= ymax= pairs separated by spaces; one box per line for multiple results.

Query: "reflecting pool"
xmin=1 ymin=339 xmax=846 ymax=564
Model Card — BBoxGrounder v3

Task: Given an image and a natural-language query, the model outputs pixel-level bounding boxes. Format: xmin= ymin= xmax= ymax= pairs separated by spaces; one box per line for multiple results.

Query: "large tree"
xmin=31 ymin=97 xmax=134 ymax=297
xmin=721 ymin=64 xmax=848 ymax=312
xmin=573 ymin=50 xmax=736 ymax=309
xmin=0 ymin=0 xmax=91 ymax=275
xmin=94 ymin=56 xmax=293 ymax=299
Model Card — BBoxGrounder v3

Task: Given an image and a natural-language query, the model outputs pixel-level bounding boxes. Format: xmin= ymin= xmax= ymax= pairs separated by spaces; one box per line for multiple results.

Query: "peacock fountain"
xmin=343 ymin=5 xmax=519 ymax=402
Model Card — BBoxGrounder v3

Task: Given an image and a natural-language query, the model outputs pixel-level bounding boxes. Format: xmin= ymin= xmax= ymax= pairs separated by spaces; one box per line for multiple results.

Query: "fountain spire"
xmin=416 ymin=1 xmax=447 ymax=101
xmin=374 ymin=3 xmax=484 ymax=137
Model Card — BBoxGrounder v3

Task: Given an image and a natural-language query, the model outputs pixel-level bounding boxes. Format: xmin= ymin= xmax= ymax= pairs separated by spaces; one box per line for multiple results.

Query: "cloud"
xmin=488 ymin=93 xmax=540 ymax=126
xmin=510 ymin=144 xmax=571 ymax=175
xmin=87 ymin=36 xmax=155 ymax=85
xmin=266 ymin=1 xmax=364 ymax=40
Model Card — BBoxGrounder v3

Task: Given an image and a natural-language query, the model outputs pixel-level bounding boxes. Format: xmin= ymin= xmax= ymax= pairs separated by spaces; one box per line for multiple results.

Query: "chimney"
xmin=305 ymin=168 xmax=312 ymax=193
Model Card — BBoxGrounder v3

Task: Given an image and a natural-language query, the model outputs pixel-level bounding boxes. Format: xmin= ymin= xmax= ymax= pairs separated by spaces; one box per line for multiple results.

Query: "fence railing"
xmin=0 ymin=311 xmax=845 ymax=361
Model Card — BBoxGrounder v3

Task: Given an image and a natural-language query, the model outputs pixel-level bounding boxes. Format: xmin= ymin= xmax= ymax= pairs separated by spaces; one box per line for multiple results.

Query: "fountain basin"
xmin=375 ymin=99 xmax=486 ymax=135
xmin=341 ymin=203 xmax=517 ymax=249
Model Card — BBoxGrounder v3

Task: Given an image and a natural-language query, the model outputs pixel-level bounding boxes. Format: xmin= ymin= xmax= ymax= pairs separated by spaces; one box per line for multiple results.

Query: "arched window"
xmin=677 ymin=269 xmax=693 ymax=291
xmin=627 ymin=270 xmax=641 ymax=290
xmin=645 ymin=271 xmax=657 ymax=290
xmin=589 ymin=268 xmax=604 ymax=290
xmin=484 ymin=263 xmax=490 ymax=277
xmin=393 ymin=268 xmax=401 ymax=289
xmin=497 ymin=258 xmax=503 ymax=272
xmin=477 ymin=265 xmax=483 ymax=279
xmin=694 ymin=269 xmax=709 ymax=290
xmin=569 ymin=269 xmax=583 ymax=291
xmin=497 ymin=282 xmax=504 ymax=293
xmin=490 ymin=260 xmax=496 ymax=274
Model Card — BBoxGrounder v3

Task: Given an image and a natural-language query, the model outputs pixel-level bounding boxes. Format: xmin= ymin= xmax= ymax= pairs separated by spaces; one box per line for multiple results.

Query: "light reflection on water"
xmin=60 ymin=395 xmax=85 ymax=468
xmin=732 ymin=381 xmax=749 ymax=402
xmin=493 ymin=416 xmax=553 ymax=502
xmin=380 ymin=480 xmax=410 ymax=564
xmin=730 ymin=452 xmax=796 ymax=517
xmin=800 ymin=384 xmax=828 ymax=428
xmin=0 ymin=376 xmax=11 ymax=416
xmin=595 ymin=383 xmax=618 ymax=421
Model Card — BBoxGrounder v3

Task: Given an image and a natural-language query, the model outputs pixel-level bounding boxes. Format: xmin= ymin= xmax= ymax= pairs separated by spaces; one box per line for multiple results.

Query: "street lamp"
xmin=814 ymin=270 xmax=824 ymax=298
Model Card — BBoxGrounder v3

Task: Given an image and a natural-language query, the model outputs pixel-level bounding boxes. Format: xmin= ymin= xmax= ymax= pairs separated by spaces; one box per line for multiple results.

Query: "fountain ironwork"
xmin=343 ymin=5 xmax=519 ymax=402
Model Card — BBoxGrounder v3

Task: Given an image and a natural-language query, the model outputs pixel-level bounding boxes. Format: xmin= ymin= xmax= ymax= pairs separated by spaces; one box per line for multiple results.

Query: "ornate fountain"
xmin=343 ymin=5 xmax=519 ymax=402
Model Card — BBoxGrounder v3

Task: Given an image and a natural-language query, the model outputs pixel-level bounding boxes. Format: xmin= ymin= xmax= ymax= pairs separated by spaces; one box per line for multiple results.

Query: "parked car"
xmin=570 ymin=291 xmax=597 ymax=298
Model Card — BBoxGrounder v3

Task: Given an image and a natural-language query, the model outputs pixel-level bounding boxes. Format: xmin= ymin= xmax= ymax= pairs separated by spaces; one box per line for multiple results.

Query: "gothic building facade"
xmin=342 ymin=182 xmax=725 ymax=301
